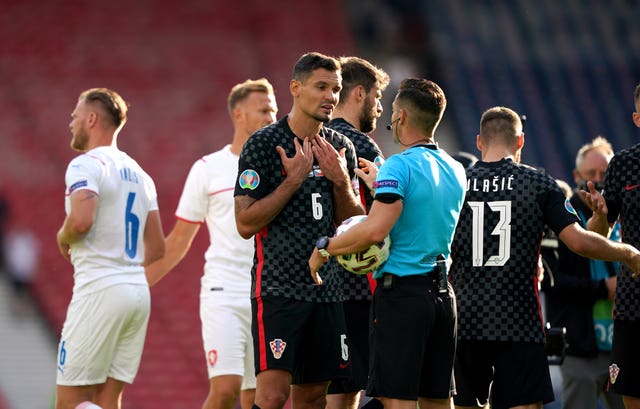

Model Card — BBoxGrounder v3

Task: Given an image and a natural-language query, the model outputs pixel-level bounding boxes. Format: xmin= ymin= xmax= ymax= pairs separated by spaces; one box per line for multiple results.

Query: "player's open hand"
xmin=308 ymin=247 xmax=328 ymax=285
xmin=276 ymin=137 xmax=313 ymax=186
xmin=311 ymin=135 xmax=348 ymax=184
xmin=354 ymin=157 xmax=379 ymax=191
xmin=578 ymin=181 xmax=608 ymax=217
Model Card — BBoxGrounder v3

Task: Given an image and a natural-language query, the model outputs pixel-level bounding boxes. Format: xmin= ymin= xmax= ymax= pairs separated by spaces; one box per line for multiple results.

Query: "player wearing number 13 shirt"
xmin=449 ymin=106 xmax=640 ymax=409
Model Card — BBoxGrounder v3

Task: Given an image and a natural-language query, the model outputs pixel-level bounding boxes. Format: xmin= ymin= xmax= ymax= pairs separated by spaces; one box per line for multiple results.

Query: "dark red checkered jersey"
xmin=235 ymin=116 xmax=358 ymax=303
xmin=327 ymin=118 xmax=385 ymax=301
xmin=450 ymin=158 xmax=580 ymax=343
xmin=602 ymin=143 xmax=640 ymax=321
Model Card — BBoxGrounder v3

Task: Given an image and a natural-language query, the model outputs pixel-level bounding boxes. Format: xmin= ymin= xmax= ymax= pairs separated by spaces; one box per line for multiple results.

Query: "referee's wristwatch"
xmin=316 ymin=236 xmax=331 ymax=258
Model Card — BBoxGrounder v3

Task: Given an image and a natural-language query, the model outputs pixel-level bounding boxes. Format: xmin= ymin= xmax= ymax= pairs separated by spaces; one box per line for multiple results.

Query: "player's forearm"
xmin=145 ymin=243 xmax=184 ymax=286
xmin=57 ymin=217 xmax=91 ymax=246
xmin=586 ymin=212 xmax=611 ymax=237
xmin=571 ymin=231 xmax=635 ymax=263
xmin=235 ymin=177 xmax=302 ymax=239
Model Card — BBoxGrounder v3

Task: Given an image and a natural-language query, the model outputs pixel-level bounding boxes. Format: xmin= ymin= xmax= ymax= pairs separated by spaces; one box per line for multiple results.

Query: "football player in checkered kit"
xmin=325 ymin=56 xmax=389 ymax=409
xmin=580 ymin=83 xmax=640 ymax=409
xmin=234 ymin=52 xmax=364 ymax=409
xmin=449 ymin=106 xmax=640 ymax=409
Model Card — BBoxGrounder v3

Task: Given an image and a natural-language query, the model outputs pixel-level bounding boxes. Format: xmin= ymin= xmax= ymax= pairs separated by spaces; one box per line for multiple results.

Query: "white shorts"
xmin=200 ymin=290 xmax=255 ymax=389
xmin=56 ymin=283 xmax=150 ymax=385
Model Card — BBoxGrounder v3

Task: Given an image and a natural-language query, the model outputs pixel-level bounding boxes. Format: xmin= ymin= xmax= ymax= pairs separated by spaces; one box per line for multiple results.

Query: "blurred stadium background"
xmin=1 ymin=0 xmax=639 ymax=408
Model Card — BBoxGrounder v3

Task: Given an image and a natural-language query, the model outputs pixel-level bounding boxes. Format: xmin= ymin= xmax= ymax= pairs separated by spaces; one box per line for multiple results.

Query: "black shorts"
xmin=608 ymin=319 xmax=640 ymax=398
xmin=454 ymin=340 xmax=554 ymax=409
xmin=252 ymin=296 xmax=349 ymax=385
xmin=366 ymin=273 xmax=457 ymax=400
xmin=328 ymin=299 xmax=370 ymax=394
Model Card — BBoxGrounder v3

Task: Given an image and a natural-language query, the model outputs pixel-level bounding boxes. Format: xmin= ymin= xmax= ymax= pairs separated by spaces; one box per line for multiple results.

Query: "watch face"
xmin=316 ymin=236 xmax=329 ymax=250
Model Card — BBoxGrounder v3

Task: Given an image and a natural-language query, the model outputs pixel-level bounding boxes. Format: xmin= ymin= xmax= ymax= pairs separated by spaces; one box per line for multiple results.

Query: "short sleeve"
xmin=65 ymin=155 xmax=103 ymax=196
xmin=175 ymin=159 xmax=208 ymax=222
xmin=373 ymin=155 xmax=407 ymax=199
xmin=235 ymin=132 xmax=274 ymax=200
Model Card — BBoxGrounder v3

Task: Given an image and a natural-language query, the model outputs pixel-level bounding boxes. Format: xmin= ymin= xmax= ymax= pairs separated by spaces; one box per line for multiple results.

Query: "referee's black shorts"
xmin=366 ymin=273 xmax=457 ymax=400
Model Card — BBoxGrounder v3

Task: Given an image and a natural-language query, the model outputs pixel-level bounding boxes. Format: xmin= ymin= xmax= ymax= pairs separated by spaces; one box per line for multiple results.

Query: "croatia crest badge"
xmin=609 ymin=363 xmax=620 ymax=384
xmin=270 ymin=338 xmax=287 ymax=359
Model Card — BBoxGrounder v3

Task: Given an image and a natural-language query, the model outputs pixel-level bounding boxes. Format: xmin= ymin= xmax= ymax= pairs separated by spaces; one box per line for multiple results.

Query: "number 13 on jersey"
xmin=468 ymin=200 xmax=512 ymax=267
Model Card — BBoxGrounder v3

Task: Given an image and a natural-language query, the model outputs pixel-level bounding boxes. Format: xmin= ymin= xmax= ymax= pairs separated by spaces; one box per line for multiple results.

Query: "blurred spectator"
xmin=544 ymin=136 xmax=624 ymax=409
xmin=451 ymin=151 xmax=479 ymax=170
xmin=4 ymin=227 xmax=40 ymax=315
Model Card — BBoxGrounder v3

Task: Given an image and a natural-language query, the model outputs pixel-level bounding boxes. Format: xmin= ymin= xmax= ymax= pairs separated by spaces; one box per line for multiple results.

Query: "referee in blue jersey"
xmin=310 ymin=78 xmax=466 ymax=409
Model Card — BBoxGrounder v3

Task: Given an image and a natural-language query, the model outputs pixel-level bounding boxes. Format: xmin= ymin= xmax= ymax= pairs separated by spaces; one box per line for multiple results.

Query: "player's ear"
xmin=517 ymin=133 xmax=525 ymax=149
xmin=290 ymin=79 xmax=301 ymax=98
xmin=632 ymin=111 xmax=640 ymax=128
xmin=353 ymin=85 xmax=365 ymax=102
xmin=476 ymin=134 xmax=482 ymax=151
xmin=87 ymin=111 xmax=98 ymax=129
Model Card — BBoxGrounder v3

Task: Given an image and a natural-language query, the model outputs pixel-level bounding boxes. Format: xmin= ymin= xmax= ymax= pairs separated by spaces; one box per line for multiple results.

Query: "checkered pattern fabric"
xmin=327 ymin=118 xmax=384 ymax=301
xmin=603 ymin=143 xmax=640 ymax=321
xmin=235 ymin=116 xmax=358 ymax=303
xmin=450 ymin=158 xmax=579 ymax=342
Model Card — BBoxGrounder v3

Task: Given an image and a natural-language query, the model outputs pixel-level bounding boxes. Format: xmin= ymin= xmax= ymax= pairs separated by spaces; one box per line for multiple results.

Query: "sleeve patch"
xmin=374 ymin=179 xmax=398 ymax=189
xmin=564 ymin=198 xmax=578 ymax=216
xmin=238 ymin=169 xmax=260 ymax=190
xmin=69 ymin=180 xmax=88 ymax=193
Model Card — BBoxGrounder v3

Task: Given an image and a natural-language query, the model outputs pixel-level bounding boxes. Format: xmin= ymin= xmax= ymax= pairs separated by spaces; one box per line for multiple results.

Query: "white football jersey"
xmin=176 ymin=145 xmax=253 ymax=296
xmin=64 ymin=146 xmax=158 ymax=296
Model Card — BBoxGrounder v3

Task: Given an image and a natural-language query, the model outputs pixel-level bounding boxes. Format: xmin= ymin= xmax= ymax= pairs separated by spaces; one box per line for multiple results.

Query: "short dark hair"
xmin=479 ymin=106 xmax=523 ymax=148
xmin=635 ymin=82 xmax=640 ymax=108
xmin=227 ymin=78 xmax=274 ymax=117
xmin=396 ymin=78 xmax=446 ymax=135
xmin=292 ymin=52 xmax=341 ymax=83
xmin=79 ymin=88 xmax=128 ymax=129
xmin=337 ymin=56 xmax=390 ymax=105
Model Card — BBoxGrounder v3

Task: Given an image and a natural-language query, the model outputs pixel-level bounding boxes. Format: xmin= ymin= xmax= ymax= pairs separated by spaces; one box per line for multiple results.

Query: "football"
xmin=335 ymin=215 xmax=391 ymax=274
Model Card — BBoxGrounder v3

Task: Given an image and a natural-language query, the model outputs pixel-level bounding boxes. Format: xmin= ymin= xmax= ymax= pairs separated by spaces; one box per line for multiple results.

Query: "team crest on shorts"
xmin=609 ymin=363 xmax=620 ymax=384
xmin=239 ymin=169 xmax=260 ymax=190
xmin=269 ymin=338 xmax=286 ymax=359
xmin=208 ymin=349 xmax=218 ymax=367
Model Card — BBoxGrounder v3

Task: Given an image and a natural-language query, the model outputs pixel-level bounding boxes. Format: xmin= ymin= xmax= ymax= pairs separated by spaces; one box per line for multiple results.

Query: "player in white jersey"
xmin=145 ymin=78 xmax=278 ymax=409
xmin=55 ymin=88 xmax=165 ymax=409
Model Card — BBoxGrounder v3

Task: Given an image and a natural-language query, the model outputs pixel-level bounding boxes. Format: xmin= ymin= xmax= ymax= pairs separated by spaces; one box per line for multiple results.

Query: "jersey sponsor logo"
xmin=609 ymin=363 xmax=620 ymax=384
xmin=69 ymin=180 xmax=88 ymax=193
xmin=625 ymin=183 xmax=640 ymax=191
xmin=564 ymin=198 xmax=578 ymax=216
xmin=373 ymin=156 xmax=385 ymax=168
xmin=373 ymin=179 xmax=398 ymax=189
xmin=269 ymin=338 xmax=287 ymax=359
xmin=208 ymin=349 xmax=218 ymax=366
xmin=239 ymin=169 xmax=260 ymax=190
